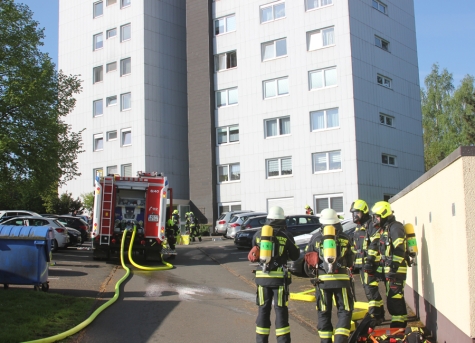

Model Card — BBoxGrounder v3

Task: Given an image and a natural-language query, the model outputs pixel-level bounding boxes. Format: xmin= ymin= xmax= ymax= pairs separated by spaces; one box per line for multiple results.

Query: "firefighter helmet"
xmin=319 ymin=208 xmax=340 ymax=225
xmin=267 ymin=206 xmax=285 ymax=220
xmin=371 ymin=201 xmax=392 ymax=218
xmin=350 ymin=199 xmax=369 ymax=214
xmin=305 ymin=205 xmax=310 ymax=209
xmin=173 ymin=210 xmax=178 ymax=215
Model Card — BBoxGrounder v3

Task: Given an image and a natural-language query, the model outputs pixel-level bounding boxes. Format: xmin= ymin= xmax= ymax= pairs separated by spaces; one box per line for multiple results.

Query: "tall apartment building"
xmin=59 ymin=0 xmax=424 ymax=225
xmin=187 ymin=0 xmax=425 ymax=224
xmin=58 ymin=0 xmax=190 ymax=204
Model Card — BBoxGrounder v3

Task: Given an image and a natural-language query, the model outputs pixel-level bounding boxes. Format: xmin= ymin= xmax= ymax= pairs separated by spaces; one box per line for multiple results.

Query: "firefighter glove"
xmin=304 ymin=252 xmax=319 ymax=267
xmin=248 ymin=246 xmax=260 ymax=262
xmin=364 ymin=263 xmax=376 ymax=275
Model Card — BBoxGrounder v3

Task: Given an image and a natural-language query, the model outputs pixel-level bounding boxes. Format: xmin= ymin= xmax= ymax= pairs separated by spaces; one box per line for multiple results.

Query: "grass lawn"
xmin=0 ymin=288 xmax=95 ymax=343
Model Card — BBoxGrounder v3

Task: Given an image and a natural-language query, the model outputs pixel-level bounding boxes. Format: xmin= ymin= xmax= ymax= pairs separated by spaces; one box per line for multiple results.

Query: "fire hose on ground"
xmin=23 ymin=226 xmax=173 ymax=343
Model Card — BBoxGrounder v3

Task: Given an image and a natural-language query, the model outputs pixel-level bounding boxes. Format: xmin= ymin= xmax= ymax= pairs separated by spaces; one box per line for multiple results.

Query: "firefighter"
xmin=304 ymin=208 xmax=354 ymax=343
xmin=248 ymin=206 xmax=300 ymax=343
xmin=305 ymin=205 xmax=314 ymax=215
xmin=366 ymin=201 xmax=408 ymax=328
xmin=350 ymin=200 xmax=384 ymax=325
xmin=184 ymin=212 xmax=190 ymax=234
xmin=188 ymin=212 xmax=201 ymax=242
xmin=165 ymin=218 xmax=178 ymax=255
xmin=172 ymin=209 xmax=180 ymax=226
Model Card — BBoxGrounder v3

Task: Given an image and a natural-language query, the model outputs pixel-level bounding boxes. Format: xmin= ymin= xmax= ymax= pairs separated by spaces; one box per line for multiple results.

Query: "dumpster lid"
xmin=0 ymin=226 xmax=54 ymax=240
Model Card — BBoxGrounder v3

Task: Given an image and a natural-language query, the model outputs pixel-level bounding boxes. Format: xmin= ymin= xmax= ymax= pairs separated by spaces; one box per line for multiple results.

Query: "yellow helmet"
xmin=305 ymin=205 xmax=310 ymax=209
xmin=371 ymin=201 xmax=392 ymax=218
xmin=350 ymin=199 xmax=369 ymax=214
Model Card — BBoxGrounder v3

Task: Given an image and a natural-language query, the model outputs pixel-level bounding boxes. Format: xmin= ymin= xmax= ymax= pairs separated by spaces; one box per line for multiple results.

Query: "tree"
xmin=421 ymin=64 xmax=475 ymax=171
xmin=81 ymin=192 xmax=95 ymax=213
xmin=0 ymin=1 xmax=84 ymax=210
xmin=43 ymin=191 xmax=83 ymax=215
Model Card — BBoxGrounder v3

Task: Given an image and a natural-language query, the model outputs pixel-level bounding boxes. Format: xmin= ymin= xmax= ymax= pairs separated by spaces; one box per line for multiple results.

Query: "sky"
xmin=14 ymin=0 xmax=475 ymax=88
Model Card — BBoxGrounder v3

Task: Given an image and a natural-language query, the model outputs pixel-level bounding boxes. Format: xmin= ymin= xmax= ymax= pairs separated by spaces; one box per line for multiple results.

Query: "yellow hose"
xmin=23 ymin=226 xmax=172 ymax=342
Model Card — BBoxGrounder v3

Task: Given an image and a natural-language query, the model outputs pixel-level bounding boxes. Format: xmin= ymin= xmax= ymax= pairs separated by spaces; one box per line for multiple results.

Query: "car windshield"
xmin=229 ymin=215 xmax=239 ymax=223
xmin=218 ymin=213 xmax=227 ymax=220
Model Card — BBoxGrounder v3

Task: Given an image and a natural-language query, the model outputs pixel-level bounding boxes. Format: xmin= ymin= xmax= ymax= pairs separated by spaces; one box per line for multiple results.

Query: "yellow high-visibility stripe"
xmin=391 ymin=315 xmax=407 ymax=322
xmin=392 ymin=255 xmax=404 ymax=263
xmin=320 ymin=289 xmax=326 ymax=311
xmin=335 ymin=328 xmax=350 ymax=336
xmin=392 ymin=294 xmax=403 ymax=299
xmin=276 ymin=326 xmax=290 ymax=336
xmin=256 ymin=327 xmax=270 ymax=335
xmin=278 ymin=286 xmax=283 ymax=306
xmin=258 ymin=286 xmax=264 ymax=305
xmin=342 ymin=288 xmax=349 ymax=311
xmin=368 ymin=250 xmax=378 ymax=256
xmin=319 ymin=274 xmax=350 ymax=281
xmin=393 ymin=238 xmax=404 ymax=247
xmin=255 ymin=271 xmax=284 ymax=278
xmin=318 ymin=331 xmax=333 ymax=339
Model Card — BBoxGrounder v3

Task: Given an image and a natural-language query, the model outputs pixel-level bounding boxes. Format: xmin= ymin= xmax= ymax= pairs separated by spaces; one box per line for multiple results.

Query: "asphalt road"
xmin=39 ymin=237 xmax=418 ymax=343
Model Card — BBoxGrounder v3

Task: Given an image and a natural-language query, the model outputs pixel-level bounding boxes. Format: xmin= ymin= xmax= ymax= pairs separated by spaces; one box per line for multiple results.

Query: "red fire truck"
xmin=91 ymin=171 xmax=172 ymax=260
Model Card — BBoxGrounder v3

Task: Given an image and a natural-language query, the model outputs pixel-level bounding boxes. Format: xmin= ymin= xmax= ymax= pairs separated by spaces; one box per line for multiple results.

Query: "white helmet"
xmin=267 ymin=206 xmax=285 ymax=220
xmin=319 ymin=208 xmax=339 ymax=225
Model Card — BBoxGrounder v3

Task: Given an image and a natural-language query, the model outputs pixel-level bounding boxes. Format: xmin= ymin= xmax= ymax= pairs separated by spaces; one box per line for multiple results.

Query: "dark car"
xmin=287 ymin=220 xmax=358 ymax=276
xmin=241 ymin=215 xmax=267 ymax=231
xmin=49 ymin=215 xmax=90 ymax=242
xmin=233 ymin=214 xmax=321 ymax=249
xmin=67 ymin=227 xmax=83 ymax=247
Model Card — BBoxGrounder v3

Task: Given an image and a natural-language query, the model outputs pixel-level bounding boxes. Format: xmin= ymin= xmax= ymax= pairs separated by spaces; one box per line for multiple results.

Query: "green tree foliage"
xmin=0 ymin=1 xmax=84 ymax=210
xmin=81 ymin=192 xmax=95 ymax=213
xmin=421 ymin=64 xmax=475 ymax=171
xmin=43 ymin=191 xmax=83 ymax=215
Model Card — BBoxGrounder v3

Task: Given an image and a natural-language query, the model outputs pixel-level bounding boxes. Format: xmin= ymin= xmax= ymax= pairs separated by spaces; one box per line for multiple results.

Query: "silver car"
xmin=225 ymin=212 xmax=267 ymax=239
xmin=215 ymin=210 xmax=252 ymax=235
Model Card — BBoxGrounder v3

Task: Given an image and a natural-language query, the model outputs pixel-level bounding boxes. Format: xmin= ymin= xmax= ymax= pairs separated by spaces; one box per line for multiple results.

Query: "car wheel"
xmin=51 ymin=239 xmax=58 ymax=252
xmin=303 ymin=261 xmax=315 ymax=278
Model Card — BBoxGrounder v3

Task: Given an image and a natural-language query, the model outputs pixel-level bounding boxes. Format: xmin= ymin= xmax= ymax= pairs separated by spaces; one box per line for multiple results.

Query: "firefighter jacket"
xmin=252 ymin=227 xmax=300 ymax=287
xmin=306 ymin=209 xmax=314 ymax=215
xmin=352 ymin=219 xmax=376 ymax=269
xmin=378 ymin=216 xmax=407 ymax=279
xmin=172 ymin=213 xmax=179 ymax=226
xmin=305 ymin=224 xmax=354 ymax=289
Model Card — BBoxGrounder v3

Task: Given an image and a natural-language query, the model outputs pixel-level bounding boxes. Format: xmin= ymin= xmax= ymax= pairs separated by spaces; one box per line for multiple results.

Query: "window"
xmin=311 ymin=108 xmax=339 ymax=131
xmin=383 ymin=194 xmax=394 ymax=202
xmin=214 ymin=14 xmax=236 ymax=35
xmin=377 ymin=74 xmax=391 ymax=88
xmin=264 ymin=77 xmax=289 ymax=98
xmin=107 ymin=166 xmax=118 ymax=175
xmin=382 ymin=153 xmax=396 ymax=166
xmin=375 ymin=36 xmax=389 ymax=51
xmin=265 ymin=117 xmax=290 ymax=138
xmin=107 ymin=130 xmax=117 ymax=141
xmin=106 ymin=96 xmax=117 ymax=107
xmin=121 ymin=93 xmax=131 ymax=111
xmin=121 ymin=0 xmax=131 ymax=8
xmin=309 ymin=67 xmax=337 ymax=89
xmin=107 ymin=28 xmax=117 ymax=39
xmin=262 ymin=38 xmax=287 ymax=61
xmin=260 ymin=1 xmax=285 ymax=23
xmin=94 ymin=134 xmax=104 ymax=151
xmin=93 ymin=168 xmax=104 ymax=184
xmin=93 ymin=33 xmax=103 ymax=50
xmin=312 ymin=150 xmax=341 ymax=172
xmin=216 ymin=87 xmax=238 ymax=108
xmin=217 ymin=125 xmax=239 ymax=145
xmin=372 ymin=0 xmax=387 ymax=14
xmin=106 ymin=62 xmax=117 ymax=73
xmin=380 ymin=113 xmax=394 ymax=127
xmin=93 ymin=1 xmax=103 ymax=18
xmin=267 ymin=157 xmax=292 ymax=178
xmin=315 ymin=194 xmax=343 ymax=214
xmin=121 ymin=129 xmax=131 ymax=146
xmin=218 ymin=203 xmax=242 ymax=215
xmin=306 ymin=0 xmax=333 ymax=11
xmin=121 ymin=24 xmax=131 ymax=42
xmin=107 ymin=0 xmax=117 ymax=5
xmin=93 ymin=66 xmax=103 ymax=83
xmin=120 ymin=58 xmax=131 ymax=76
xmin=307 ymin=27 xmax=334 ymax=50
xmin=121 ymin=163 xmax=132 ymax=177
xmin=218 ymin=163 xmax=240 ymax=182
xmin=93 ymin=99 xmax=103 ymax=117
xmin=215 ymin=51 xmax=237 ymax=72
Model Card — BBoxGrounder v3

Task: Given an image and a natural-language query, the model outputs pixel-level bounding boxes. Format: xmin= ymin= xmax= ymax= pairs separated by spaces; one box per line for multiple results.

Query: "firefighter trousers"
xmin=255 ymin=285 xmax=290 ymax=343
xmin=316 ymin=286 xmax=354 ymax=343
xmin=385 ymin=278 xmax=407 ymax=328
xmin=189 ymin=226 xmax=201 ymax=242
xmin=361 ymin=270 xmax=385 ymax=321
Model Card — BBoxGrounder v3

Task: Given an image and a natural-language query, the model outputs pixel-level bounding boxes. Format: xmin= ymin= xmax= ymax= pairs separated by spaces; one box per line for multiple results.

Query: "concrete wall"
xmin=390 ymin=146 xmax=475 ymax=343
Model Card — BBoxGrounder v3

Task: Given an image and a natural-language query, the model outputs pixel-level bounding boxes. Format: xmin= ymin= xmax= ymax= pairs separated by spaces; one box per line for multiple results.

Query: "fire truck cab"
xmin=92 ymin=171 xmax=172 ymax=260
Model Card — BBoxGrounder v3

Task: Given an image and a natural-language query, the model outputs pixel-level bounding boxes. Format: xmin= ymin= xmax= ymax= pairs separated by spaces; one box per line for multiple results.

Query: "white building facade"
xmin=58 ymin=0 xmax=189 ymax=202
xmin=198 ymin=0 xmax=424 ymax=219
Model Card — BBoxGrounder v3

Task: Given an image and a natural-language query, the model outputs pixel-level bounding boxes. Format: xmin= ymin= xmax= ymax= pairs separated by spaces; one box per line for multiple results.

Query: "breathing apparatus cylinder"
xmin=323 ymin=225 xmax=337 ymax=273
xmin=404 ymin=223 xmax=418 ymax=257
xmin=260 ymin=225 xmax=274 ymax=272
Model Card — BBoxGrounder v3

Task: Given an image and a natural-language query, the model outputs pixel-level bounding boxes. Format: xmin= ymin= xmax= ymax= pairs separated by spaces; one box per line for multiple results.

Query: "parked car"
xmin=67 ymin=227 xmax=83 ymax=247
xmin=241 ymin=215 xmax=268 ymax=231
xmin=0 ymin=216 xmax=70 ymax=252
xmin=214 ymin=210 xmax=253 ymax=235
xmin=225 ymin=212 xmax=267 ymax=239
xmin=287 ymin=219 xmax=358 ymax=276
xmin=0 ymin=210 xmax=40 ymax=220
xmin=233 ymin=214 xmax=321 ymax=248
xmin=48 ymin=215 xmax=89 ymax=242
